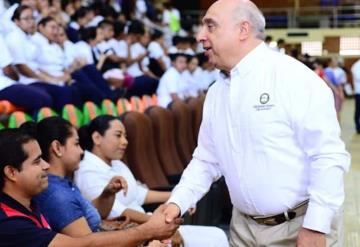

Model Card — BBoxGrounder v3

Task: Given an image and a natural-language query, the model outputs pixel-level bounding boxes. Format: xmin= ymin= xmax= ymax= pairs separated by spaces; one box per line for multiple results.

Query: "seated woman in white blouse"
xmin=75 ymin=115 xmax=229 ymax=247
xmin=5 ymin=5 xmax=76 ymax=111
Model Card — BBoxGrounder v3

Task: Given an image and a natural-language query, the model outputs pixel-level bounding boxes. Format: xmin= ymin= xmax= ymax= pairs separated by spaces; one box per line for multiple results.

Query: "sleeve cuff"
xmin=302 ymin=202 xmax=335 ymax=234
xmin=167 ymin=195 xmax=190 ymax=216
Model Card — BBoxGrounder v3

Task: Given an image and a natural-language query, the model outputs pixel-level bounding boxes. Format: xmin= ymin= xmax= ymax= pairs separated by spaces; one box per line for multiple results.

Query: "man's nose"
xmin=196 ymin=25 xmax=206 ymax=43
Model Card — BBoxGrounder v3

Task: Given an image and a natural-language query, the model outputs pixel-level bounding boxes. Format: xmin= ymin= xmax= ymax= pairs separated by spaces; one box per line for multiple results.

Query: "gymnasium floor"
xmin=341 ymin=98 xmax=360 ymax=246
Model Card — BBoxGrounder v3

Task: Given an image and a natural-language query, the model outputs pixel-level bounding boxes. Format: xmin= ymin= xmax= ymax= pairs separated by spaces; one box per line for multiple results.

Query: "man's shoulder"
xmin=0 ymin=213 xmax=57 ymax=247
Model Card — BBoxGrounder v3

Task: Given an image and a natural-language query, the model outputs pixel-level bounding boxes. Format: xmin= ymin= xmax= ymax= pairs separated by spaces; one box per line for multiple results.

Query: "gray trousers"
xmin=229 ymin=208 xmax=343 ymax=247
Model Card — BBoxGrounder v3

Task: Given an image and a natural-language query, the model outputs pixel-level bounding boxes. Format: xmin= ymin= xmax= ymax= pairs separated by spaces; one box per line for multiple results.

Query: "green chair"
xmin=83 ymin=101 xmax=102 ymax=125
xmin=37 ymin=107 xmax=58 ymax=122
xmin=8 ymin=111 xmax=33 ymax=128
xmin=101 ymin=99 xmax=118 ymax=116
xmin=62 ymin=104 xmax=83 ymax=128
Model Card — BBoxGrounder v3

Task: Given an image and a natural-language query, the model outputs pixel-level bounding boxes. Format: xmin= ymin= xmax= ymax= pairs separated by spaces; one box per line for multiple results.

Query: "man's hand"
xmin=163 ymin=203 xmax=181 ymax=223
xmin=103 ymin=176 xmax=128 ymax=196
xmin=144 ymin=205 xmax=183 ymax=240
xmin=297 ymin=227 xmax=326 ymax=247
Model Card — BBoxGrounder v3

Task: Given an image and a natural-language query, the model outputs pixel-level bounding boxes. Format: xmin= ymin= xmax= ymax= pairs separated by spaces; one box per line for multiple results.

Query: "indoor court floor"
xmin=341 ymin=98 xmax=360 ymax=246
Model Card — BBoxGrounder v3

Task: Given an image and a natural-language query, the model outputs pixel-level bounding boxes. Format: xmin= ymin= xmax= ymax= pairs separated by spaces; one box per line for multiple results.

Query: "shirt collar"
xmin=0 ymin=192 xmax=40 ymax=217
xmin=36 ymin=32 xmax=52 ymax=44
xmin=47 ymin=173 xmax=74 ymax=188
xmin=230 ymin=42 xmax=268 ymax=80
xmin=83 ymin=151 xmax=112 ymax=172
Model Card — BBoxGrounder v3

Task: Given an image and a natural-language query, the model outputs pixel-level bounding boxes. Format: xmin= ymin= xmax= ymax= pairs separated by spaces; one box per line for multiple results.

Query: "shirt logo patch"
xmin=259 ymin=93 xmax=270 ymax=104
xmin=254 ymin=93 xmax=274 ymax=111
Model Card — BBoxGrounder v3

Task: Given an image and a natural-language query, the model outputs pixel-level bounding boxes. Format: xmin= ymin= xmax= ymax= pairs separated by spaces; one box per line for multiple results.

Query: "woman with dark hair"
xmin=76 ymin=115 xmax=229 ymax=247
xmin=21 ymin=117 xmax=128 ymax=236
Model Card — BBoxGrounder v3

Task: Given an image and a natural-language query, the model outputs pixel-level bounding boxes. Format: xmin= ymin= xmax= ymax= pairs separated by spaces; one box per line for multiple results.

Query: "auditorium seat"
xmin=121 ymin=111 xmax=170 ymax=189
xmin=82 ymin=101 xmax=102 ymax=125
xmin=37 ymin=107 xmax=58 ymax=122
xmin=0 ymin=100 xmax=24 ymax=114
xmin=186 ymin=97 xmax=204 ymax=144
xmin=130 ymin=96 xmax=145 ymax=112
xmin=145 ymin=106 xmax=184 ymax=183
xmin=62 ymin=104 xmax=83 ymax=128
xmin=8 ymin=111 xmax=33 ymax=128
xmin=117 ymin=98 xmax=132 ymax=115
xmin=101 ymin=99 xmax=118 ymax=116
xmin=168 ymin=100 xmax=196 ymax=167
xmin=142 ymin=94 xmax=157 ymax=110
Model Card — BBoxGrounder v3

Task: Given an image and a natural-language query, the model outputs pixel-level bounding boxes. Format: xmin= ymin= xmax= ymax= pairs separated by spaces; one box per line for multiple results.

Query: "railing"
xmin=184 ymin=5 xmax=360 ymax=29
xmin=263 ymin=5 xmax=360 ymax=28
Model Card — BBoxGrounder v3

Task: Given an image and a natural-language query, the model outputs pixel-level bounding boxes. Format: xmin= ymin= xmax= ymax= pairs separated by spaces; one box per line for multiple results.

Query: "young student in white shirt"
xmin=0 ymin=0 xmax=39 ymax=36
xmin=125 ymin=20 xmax=159 ymax=97
xmin=75 ymin=115 xmax=229 ymax=247
xmin=156 ymin=53 xmax=188 ymax=108
xmin=35 ymin=16 xmax=115 ymax=105
xmin=94 ymin=20 xmax=129 ymax=89
xmin=148 ymin=29 xmax=171 ymax=77
xmin=181 ymin=55 xmax=203 ymax=97
xmin=197 ymin=53 xmax=219 ymax=91
xmin=67 ymin=6 xmax=91 ymax=43
xmin=5 ymin=5 xmax=77 ymax=111
xmin=0 ymin=35 xmax=53 ymax=113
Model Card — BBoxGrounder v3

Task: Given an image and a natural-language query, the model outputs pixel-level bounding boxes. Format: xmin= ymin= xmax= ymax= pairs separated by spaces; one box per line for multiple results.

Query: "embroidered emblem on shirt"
xmin=254 ymin=93 xmax=274 ymax=111
xmin=259 ymin=93 xmax=270 ymax=104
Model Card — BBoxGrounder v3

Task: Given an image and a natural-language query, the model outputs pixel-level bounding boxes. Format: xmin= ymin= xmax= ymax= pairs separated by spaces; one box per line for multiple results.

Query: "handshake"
xmin=140 ymin=203 xmax=183 ymax=245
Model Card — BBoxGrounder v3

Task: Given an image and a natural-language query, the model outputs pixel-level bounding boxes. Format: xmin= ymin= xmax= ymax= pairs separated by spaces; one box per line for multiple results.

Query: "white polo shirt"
xmin=168 ymin=43 xmax=350 ymax=234
xmin=156 ymin=67 xmax=185 ymax=107
xmin=199 ymin=69 xmax=219 ymax=90
xmin=181 ymin=67 xmax=203 ymax=97
xmin=32 ymin=32 xmax=66 ymax=78
xmin=0 ymin=3 xmax=18 ymax=36
xmin=5 ymin=26 xmax=40 ymax=84
xmin=148 ymin=41 xmax=171 ymax=69
xmin=74 ymin=41 xmax=94 ymax=65
xmin=0 ymin=36 xmax=15 ymax=90
xmin=127 ymin=42 xmax=149 ymax=77
xmin=113 ymin=40 xmax=128 ymax=58
xmin=74 ymin=151 xmax=149 ymax=219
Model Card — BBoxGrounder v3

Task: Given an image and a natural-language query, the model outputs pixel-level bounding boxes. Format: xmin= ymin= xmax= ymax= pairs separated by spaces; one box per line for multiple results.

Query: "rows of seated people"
xmin=0 ymin=100 xmax=229 ymax=246
xmin=0 ymin=0 xmax=218 ymax=121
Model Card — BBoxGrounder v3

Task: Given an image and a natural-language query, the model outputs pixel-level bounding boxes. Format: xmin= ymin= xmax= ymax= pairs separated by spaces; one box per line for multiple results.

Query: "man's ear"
xmin=50 ymin=140 xmax=63 ymax=158
xmin=3 ymin=165 xmax=20 ymax=183
xmin=238 ymin=21 xmax=251 ymax=41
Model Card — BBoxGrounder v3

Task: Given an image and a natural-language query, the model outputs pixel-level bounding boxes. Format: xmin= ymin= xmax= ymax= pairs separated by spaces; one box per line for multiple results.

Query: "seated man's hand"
xmin=144 ymin=204 xmax=183 ymax=240
xmin=103 ymin=176 xmax=128 ymax=195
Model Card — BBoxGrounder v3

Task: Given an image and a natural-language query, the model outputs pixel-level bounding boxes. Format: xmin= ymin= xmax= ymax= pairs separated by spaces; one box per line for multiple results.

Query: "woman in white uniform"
xmin=75 ymin=115 xmax=229 ymax=247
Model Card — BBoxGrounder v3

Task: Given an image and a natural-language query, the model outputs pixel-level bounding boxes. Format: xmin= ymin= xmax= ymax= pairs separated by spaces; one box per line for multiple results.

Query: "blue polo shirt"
xmin=34 ymin=174 xmax=101 ymax=232
xmin=0 ymin=192 xmax=57 ymax=247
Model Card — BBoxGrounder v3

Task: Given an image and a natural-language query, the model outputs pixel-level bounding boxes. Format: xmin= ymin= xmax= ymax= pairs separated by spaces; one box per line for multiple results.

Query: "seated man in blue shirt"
xmin=0 ymin=128 xmax=181 ymax=247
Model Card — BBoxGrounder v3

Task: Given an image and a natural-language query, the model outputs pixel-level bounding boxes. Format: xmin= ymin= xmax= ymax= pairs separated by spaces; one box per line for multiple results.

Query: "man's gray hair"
xmin=232 ymin=1 xmax=266 ymax=40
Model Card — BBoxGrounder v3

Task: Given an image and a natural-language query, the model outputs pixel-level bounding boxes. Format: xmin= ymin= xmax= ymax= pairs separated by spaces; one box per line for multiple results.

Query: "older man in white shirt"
xmin=163 ymin=1 xmax=351 ymax=247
